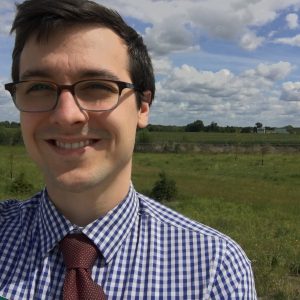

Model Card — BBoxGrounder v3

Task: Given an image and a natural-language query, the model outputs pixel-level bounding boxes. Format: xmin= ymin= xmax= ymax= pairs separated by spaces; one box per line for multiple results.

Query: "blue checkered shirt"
xmin=0 ymin=185 xmax=256 ymax=299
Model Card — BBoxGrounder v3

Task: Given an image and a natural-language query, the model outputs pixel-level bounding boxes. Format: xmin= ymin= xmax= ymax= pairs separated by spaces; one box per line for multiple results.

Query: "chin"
xmin=50 ymin=172 xmax=102 ymax=194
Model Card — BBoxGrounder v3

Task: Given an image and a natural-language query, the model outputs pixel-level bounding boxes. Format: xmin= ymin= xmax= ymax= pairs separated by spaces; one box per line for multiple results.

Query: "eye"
xmin=80 ymin=81 xmax=118 ymax=93
xmin=25 ymin=82 xmax=55 ymax=94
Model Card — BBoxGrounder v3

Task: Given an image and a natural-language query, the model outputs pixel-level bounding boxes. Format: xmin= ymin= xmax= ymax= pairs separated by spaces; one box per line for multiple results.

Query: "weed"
xmin=150 ymin=171 xmax=177 ymax=202
xmin=8 ymin=172 xmax=34 ymax=195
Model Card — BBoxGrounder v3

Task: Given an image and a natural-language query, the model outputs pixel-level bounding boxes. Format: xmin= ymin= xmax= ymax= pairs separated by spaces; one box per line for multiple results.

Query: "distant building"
xmin=273 ymin=128 xmax=289 ymax=134
xmin=265 ymin=128 xmax=289 ymax=134
xmin=256 ymin=127 xmax=266 ymax=134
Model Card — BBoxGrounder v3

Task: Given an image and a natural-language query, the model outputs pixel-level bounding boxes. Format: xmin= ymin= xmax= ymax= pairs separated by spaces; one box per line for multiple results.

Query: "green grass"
xmin=137 ymin=131 xmax=300 ymax=145
xmin=132 ymin=153 xmax=300 ymax=299
xmin=0 ymin=145 xmax=299 ymax=298
xmin=0 ymin=146 xmax=43 ymax=198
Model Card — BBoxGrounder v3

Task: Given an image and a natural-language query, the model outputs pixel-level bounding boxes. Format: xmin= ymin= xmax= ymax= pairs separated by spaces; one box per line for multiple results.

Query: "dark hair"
xmin=10 ymin=0 xmax=155 ymax=106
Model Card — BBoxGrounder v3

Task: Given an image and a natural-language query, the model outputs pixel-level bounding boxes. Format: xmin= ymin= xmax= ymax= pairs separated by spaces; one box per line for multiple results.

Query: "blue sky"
xmin=1 ymin=0 xmax=300 ymax=127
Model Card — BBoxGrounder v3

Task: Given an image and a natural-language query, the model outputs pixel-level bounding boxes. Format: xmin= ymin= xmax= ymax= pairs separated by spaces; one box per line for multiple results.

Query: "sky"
xmin=1 ymin=0 xmax=300 ymax=127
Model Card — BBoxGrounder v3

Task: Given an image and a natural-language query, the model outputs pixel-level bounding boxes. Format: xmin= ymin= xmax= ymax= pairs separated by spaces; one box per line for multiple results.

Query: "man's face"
xmin=19 ymin=25 xmax=149 ymax=195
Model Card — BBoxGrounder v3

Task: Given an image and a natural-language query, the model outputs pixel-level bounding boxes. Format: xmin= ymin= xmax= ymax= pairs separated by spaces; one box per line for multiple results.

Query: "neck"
xmin=46 ymin=167 xmax=132 ymax=227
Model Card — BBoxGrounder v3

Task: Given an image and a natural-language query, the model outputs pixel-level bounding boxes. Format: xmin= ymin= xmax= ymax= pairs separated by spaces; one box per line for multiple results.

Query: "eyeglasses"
xmin=4 ymin=79 xmax=141 ymax=112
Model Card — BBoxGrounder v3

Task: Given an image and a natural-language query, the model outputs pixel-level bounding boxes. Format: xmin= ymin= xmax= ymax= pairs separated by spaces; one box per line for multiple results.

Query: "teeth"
xmin=56 ymin=140 xmax=92 ymax=149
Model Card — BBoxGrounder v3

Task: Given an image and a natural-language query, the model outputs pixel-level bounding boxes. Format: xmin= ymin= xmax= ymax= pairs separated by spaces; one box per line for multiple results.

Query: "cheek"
xmin=20 ymin=114 xmax=33 ymax=143
xmin=107 ymin=117 xmax=138 ymax=156
xmin=105 ymin=103 xmax=139 ymax=141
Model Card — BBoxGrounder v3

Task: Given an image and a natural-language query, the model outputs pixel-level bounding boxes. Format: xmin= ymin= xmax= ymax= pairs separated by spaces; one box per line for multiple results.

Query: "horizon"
xmin=1 ymin=0 xmax=300 ymax=127
xmin=0 ymin=119 xmax=298 ymax=129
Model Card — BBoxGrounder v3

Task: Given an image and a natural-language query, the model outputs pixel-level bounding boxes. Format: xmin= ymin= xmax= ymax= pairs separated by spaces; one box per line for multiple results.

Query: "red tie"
xmin=59 ymin=234 xmax=106 ymax=300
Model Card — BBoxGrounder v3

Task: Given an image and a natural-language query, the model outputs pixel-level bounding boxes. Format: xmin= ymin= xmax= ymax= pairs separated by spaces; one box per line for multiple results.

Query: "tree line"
xmin=0 ymin=119 xmax=296 ymax=146
xmin=147 ymin=121 xmax=237 ymax=133
xmin=147 ymin=120 xmax=296 ymax=134
xmin=0 ymin=122 xmax=23 ymax=145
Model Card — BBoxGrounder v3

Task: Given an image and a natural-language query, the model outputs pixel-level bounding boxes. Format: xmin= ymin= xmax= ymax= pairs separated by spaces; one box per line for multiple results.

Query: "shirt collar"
xmin=83 ymin=185 xmax=139 ymax=263
xmin=38 ymin=189 xmax=76 ymax=259
xmin=38 ymin=185 xmax=139 ymax=263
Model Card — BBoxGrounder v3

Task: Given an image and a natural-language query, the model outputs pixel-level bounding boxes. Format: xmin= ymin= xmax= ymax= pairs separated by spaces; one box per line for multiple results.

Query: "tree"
xmin=12 ymin=128 xmax=23 ymax=145
xmin=10 ymin=122 xmax=20 ymax=128
xmin=255 ymin=122 xmax=263 ymax=129
xmin=205 ymin=121 xmax=219 ymax=132
xmin=185 ymin=120 xmax=204 ymax=132
xmin=150 ymin=171 xmax=177 ymax=202
xmin=136 ymin=128 xmax=152 ymax=143
xmin=285 ymin=125 xmax=294 ymax=134
xmin=0 ymin=127 xmax=9 ymax=145
xmin=241 ymin=127 xmax=253 ymax=133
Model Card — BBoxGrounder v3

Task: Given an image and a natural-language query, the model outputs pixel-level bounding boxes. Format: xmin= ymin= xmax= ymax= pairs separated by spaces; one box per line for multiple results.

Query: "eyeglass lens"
xmin=13 ymin=80 xmax=120 ymax=112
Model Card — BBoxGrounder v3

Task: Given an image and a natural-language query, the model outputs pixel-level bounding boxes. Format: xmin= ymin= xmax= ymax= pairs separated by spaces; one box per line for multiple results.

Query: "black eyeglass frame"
xmin=4 ymin=79 xmax=143 ymax=113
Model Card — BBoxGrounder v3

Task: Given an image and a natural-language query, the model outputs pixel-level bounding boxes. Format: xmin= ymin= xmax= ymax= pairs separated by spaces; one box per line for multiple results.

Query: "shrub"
xmin=8 ymin=172 xmax=34 ymax=195
xmin=150 ymin=171 xmax=177 ymax=202
xmin=136 ymin=129 xmax=152 ymax=144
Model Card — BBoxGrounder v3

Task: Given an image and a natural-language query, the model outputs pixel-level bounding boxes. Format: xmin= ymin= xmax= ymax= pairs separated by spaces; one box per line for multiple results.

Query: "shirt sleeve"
xmin=209 ymin=240 xmax=257 ymax=299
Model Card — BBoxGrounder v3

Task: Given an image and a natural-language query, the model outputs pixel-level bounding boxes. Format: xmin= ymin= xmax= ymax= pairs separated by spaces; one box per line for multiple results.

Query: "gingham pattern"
xmin=0 ymin=186 xmax=256 ymax=299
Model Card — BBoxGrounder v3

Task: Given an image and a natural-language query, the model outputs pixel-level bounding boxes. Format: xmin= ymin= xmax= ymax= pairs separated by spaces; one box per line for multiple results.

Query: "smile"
xmin=55 ymin=139 xmax=96 ymax=150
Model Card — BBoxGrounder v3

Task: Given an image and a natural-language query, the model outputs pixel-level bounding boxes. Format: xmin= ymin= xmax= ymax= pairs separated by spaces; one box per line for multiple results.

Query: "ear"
xmin=137 ymin=91 xmax=151 ymax=128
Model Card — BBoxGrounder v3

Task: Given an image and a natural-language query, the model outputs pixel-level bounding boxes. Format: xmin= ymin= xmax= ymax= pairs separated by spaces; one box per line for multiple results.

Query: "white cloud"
xmin=0 ymin=12 xmax=13 ymax=35
xmin=0 ymin=78 xmax=9 ymax=101
xmin=144 ymin=17 xmax=199 ymax=56
xmin=239 ymin=31 xmax=265 ymax=51
xmin=99 ymin=0 xmax=300 ymax=54
xmin=286 ymin=13 xmax=299 ymax=29
xmin=0 ymin=77 xmax=18 ymax=121
xmin=150 ymin=61 xmax=295 ymax=126
xmin=162 ymin=65 xmax=238 ymax=98
xmin=0 ymin=1 xmax=15 ymax=10
xmin=2 ymin=0 xmax=300 ymax=126
xmin=268 ymin=30 xmax=277 ymax=38
xmin=0 ymin=1 xmax=15 ymax=35
xmin=252 ymin=61 xmax=293 ymax=81
xmin=3 ymin=0 xmax=300 ymax=54
xmin=152 ymin=57 xmax=173 ymax=75
xmin=273 ymin=34 xmax=300 ymax=46
xmin=281 ymin=81 xmax=300 ymax=101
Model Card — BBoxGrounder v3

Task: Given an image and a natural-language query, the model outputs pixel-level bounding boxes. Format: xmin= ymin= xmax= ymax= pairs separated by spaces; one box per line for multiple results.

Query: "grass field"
xmin=137 ymin=131 xmax=300 ymax=146
xmin=133 ymin=152 xmax=300 ymax=299
xmin=0 ymin=145 xmax=299 ymax=299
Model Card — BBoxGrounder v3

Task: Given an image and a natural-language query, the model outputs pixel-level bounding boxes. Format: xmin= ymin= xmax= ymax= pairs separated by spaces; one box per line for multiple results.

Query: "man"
xmin=1 ymin=0 xmax=256 ymax=299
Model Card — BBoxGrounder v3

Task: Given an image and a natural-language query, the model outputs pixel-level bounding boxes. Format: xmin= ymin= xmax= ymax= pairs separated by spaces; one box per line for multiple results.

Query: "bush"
xmin=8 ymin=172 xmax=34 ymax=195
xmin=136 ymin=129 xmax=152 ymax=144
xmin=150 ymin=171 xmax=177 ymax=202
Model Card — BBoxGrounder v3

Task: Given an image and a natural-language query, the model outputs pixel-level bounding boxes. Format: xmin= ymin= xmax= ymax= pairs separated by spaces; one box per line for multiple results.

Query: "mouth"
xmin=47 ymin=139 xmax=99 ymax=150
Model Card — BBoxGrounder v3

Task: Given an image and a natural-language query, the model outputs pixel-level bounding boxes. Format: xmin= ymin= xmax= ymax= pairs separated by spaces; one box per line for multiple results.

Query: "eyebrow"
xmin=20 ymin=68 xmax=121 ymax=82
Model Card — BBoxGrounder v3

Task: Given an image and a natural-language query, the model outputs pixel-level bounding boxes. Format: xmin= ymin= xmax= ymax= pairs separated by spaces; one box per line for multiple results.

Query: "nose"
xmin=49 ymin=89 xmax=88 ymax=126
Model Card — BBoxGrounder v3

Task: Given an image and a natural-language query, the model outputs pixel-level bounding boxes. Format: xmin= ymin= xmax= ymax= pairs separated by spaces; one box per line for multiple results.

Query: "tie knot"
xmin=59 ymin=234 xmax=98 ymax=269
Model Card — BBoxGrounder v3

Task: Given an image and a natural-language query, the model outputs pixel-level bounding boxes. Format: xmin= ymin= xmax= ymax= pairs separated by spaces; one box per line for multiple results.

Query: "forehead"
xmin=19 ymin=25 xmax=130 ymax=81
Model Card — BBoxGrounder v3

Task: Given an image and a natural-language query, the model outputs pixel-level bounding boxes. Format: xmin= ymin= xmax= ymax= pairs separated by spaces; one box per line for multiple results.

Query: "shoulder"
xmin=137 ymin=192 xmax=256 ymax=294
xmin=138 ymin=192 xmax=240 ymax=243
xmin=0 ymin=192 xmax=42 ymax=228
xmin=0 ymin=193 xmax=43 ymax=258
xmin=138 ymin=194 xmax=251 ymax=268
